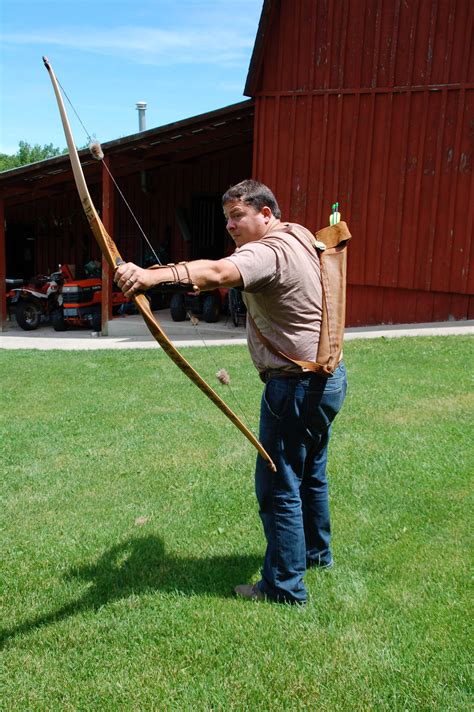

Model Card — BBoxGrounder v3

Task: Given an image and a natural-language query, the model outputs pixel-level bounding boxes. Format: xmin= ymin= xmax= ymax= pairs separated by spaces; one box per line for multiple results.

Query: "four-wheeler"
xmin=7 ymin=262 xmax=129 ymax=332
xmin=169 ymin=288 xmax=228 ymax=323
xmin=55 ymin=261 xmax=129 ymax=331
xmin=7 ymin=268 xmax=66 ymax=330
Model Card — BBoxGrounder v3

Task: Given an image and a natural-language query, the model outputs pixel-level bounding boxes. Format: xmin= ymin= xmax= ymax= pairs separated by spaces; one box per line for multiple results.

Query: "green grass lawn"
xmin=1 ymin=336 xmax=472 ymax=711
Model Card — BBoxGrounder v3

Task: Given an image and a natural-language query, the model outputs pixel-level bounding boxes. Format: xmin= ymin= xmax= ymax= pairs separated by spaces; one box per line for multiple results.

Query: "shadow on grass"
xmin=0 ymin=535 xmax=261 ymax=648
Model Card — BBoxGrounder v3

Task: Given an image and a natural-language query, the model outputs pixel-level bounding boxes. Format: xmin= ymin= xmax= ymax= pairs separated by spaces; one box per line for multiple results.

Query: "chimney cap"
xmin=136 ymin=101 xmax=147 ymax=109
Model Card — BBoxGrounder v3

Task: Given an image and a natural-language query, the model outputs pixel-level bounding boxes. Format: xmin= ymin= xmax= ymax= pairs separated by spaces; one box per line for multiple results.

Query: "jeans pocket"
xmin=263 ymin=379 xmax=291 ymax=419
xmin=306 ymin=377 xmax=347 ymax=432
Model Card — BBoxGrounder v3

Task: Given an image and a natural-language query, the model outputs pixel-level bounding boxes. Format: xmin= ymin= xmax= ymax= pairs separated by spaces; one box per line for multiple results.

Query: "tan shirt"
xmin=225 ymin=221 xmax=322 ymax=374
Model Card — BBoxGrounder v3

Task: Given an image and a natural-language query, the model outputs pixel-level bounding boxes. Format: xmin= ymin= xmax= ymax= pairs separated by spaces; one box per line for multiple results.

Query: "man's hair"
xmin=222 ymin=179 xmax=281 ymax=219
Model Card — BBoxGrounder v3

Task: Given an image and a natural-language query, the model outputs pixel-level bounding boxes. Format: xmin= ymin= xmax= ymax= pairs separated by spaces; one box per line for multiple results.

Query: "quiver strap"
xmin=248 ymin=221 xmax=351 ymax=377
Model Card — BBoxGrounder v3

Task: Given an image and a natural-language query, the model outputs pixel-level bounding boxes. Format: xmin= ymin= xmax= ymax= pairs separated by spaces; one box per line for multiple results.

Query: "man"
xmin=115 ymin=180 xmax=347 ymax=605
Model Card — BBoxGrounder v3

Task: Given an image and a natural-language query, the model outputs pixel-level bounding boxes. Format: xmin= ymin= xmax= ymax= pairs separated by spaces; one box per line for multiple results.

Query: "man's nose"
xmin=226 ymin=218 xmax=235 ymax=231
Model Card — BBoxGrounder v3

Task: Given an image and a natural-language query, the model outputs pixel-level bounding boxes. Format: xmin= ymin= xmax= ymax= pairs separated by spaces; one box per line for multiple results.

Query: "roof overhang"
xmin=0 ymin=100 xmax=254 ymax=206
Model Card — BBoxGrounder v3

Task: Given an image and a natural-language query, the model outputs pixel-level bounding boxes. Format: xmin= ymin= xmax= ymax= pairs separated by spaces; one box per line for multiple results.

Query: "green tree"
xmin=0 ymin=140 xmax=67 ymax=171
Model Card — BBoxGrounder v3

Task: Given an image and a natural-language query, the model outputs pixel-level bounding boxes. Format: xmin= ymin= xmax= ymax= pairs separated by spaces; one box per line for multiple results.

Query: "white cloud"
xmin=1 ymin=25 xmax=255 ymax=67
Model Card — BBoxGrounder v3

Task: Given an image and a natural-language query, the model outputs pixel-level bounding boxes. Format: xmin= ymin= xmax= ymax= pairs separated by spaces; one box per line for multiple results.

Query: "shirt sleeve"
xmin=225 ymin=242 xmax=278 ymax=293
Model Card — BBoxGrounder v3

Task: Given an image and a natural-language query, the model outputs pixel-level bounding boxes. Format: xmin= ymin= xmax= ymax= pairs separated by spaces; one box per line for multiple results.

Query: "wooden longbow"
xmin=43 ymin=57 xmax=276 ymax=472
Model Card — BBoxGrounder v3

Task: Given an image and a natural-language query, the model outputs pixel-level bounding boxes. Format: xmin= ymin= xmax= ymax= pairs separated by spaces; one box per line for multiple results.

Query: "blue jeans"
xmin=255 ymin=363 xmax=347 ymax=604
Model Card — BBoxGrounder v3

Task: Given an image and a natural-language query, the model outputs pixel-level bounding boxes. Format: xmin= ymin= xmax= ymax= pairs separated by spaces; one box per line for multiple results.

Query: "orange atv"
xmin=52 ymin=262 xmax=128 ymax=331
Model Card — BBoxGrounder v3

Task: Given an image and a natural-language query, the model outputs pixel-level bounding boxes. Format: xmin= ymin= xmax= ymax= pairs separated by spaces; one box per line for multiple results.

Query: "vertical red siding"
xmin=251 ymin=0 xmax=473 ymax=325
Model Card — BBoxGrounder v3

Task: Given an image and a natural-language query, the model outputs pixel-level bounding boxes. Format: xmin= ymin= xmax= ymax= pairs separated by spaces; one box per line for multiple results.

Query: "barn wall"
xmin=6 ymin=143 xmax=252 ymax=278
xmin=6 ymin=187 xmax=101 ymax=278
xmin=114 ymin=143 xmax=251 ymax=266
xmin=252 ymin=0 xmax=473 ymax=324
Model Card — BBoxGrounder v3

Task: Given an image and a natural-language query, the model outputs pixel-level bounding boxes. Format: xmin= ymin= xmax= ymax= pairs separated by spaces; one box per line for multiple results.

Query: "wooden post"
xmin=0 ymin=199 xmax=6 ymax=331
xmin=101 ymin=157 xmax=114 ymax=335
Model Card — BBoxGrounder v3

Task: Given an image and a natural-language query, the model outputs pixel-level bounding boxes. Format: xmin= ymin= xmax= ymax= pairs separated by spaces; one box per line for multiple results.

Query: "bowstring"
xmin=58 ymin=77 xmax=161 ymax=265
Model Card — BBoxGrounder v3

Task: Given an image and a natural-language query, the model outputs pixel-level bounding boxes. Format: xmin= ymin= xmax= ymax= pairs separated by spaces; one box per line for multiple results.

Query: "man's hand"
xmin=115 ymin=262 xmax=156 ymax=297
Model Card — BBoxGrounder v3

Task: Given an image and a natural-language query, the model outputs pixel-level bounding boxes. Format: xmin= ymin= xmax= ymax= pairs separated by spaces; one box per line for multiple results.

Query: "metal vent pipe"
xmin=136 ymin=101 xmax=147 ymax=131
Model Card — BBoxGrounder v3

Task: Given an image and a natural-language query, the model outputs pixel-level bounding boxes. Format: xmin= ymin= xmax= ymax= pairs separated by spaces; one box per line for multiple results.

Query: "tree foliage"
xmin=0 ymin=141 xmax=67 ymax=172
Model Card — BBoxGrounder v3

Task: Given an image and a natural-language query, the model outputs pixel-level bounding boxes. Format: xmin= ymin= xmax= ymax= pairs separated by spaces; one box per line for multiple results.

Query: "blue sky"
xmin=0 ymin=0 xmax=263 ymax=154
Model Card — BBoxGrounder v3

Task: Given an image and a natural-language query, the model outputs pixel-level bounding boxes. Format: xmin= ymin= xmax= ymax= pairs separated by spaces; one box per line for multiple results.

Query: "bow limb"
xmin=43 ymin=57 xmax=276 ymax=473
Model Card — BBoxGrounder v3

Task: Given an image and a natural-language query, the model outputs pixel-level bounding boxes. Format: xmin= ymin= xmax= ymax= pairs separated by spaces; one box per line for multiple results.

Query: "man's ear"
xmin=261 ymin=206 xmax=273 ymax=222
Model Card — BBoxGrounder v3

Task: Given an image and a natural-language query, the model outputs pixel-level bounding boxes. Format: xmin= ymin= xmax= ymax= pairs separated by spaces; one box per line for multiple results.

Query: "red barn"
xmin=246 ymin=0 xmax=473 ymax=324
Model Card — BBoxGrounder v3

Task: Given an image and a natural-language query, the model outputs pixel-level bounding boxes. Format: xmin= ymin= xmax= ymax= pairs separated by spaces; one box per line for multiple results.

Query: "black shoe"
xmin=234 ymin=583 xmax=266 ymax=601
xmin=234 ymin=583 xmax=306 ymax=607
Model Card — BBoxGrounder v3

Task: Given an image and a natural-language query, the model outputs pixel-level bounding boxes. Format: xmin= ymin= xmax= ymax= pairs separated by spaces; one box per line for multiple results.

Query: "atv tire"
xmin=16 ymin=300 xmax=41 ymax=330
xmin=170 ymin=294 xmax=186 ymax=321
xmin=51 ymin=308 xmax=68 ymax=331
xmin=203 ymin=293 xmax=220 ymax=323
xmin=229 ymin=288 xmax=246 ymax=327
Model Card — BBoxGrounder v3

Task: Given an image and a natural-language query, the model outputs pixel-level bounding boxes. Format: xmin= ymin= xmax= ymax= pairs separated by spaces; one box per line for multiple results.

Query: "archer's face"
xmin=223 ymin=200 xmax=272 ymax=248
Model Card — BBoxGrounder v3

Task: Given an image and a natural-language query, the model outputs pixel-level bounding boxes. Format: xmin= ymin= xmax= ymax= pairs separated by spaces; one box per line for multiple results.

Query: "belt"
xmin=260 ymin=369 xmax=308 ymax=384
